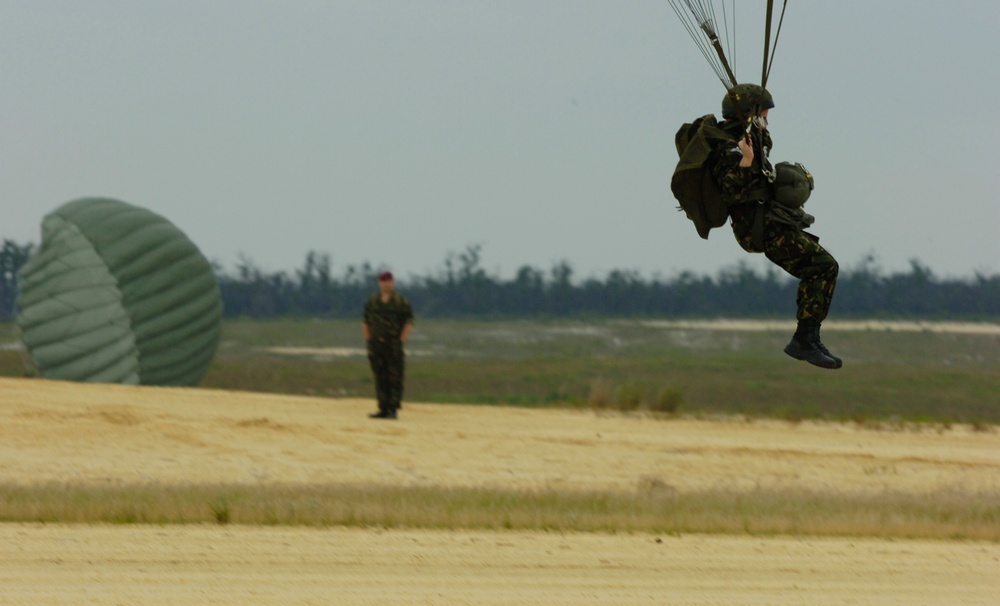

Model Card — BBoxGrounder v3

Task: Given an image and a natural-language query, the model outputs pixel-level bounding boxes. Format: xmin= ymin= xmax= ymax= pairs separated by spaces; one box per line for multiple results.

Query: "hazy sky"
xmin=3 ymin=1 xmax=998 ymax=281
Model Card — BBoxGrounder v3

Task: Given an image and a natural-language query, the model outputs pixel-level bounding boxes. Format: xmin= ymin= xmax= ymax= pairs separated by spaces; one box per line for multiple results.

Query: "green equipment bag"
xmin=772 ymin=161 xmax=814 ymax=208
xmin=768 ymin=161 xmax=816 ymax=229
xmin=671 ymin=114 xmax=736 ymax=240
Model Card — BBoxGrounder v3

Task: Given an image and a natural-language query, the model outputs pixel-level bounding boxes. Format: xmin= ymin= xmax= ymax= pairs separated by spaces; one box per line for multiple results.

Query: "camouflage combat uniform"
xmin=711 ymin=120 xmax=839 ymax=323
xmin=363 ymin=292 xmax=414 ymax=415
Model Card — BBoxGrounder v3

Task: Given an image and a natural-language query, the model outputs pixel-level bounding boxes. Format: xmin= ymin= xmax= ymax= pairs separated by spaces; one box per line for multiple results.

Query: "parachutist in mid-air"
xmin=710 ymin=84 xmax=842 ymax=369
xmin=668 ymin=2 xmax=839 ymax=368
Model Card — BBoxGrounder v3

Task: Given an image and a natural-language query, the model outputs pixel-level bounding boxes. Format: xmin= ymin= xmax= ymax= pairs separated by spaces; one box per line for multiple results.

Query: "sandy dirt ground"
xmin=2 ymin=377 xmax=999 ymax=604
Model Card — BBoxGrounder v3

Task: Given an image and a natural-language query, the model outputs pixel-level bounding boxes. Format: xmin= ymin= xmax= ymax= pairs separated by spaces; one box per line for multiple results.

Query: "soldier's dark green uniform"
xmin=712 ymin=124 xmax=839 ymax=323
xmin=363 ymin=290 xmax=414 ymax=417
xmin=709 ymin=84 xmax=842 ymax=369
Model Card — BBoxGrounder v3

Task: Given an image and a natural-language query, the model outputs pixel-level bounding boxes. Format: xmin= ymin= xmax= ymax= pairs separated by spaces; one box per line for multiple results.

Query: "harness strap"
xmin=752 ymin=202 xmax=767 ymax=251
xmin=720 ymin=187 xmax=771 ymax=206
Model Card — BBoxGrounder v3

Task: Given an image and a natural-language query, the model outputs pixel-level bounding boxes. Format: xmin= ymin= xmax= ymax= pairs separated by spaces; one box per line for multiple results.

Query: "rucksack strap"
xmin=752 ymin=202 xmax=767 ymax=251
xmin=720 ymin=186 xmax=771 ymax=205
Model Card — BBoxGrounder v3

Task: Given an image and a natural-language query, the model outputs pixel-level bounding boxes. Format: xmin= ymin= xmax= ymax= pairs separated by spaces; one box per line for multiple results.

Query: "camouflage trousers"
xmin=368 ymin=338 xmax=405 ymax=412
xmin=730 ymin=207 xmax=839 ymax=322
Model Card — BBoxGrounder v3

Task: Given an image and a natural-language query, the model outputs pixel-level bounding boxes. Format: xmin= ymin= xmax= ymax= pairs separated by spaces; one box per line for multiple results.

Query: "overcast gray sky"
xmin=3 ymin=1 xmax=998 ymax=281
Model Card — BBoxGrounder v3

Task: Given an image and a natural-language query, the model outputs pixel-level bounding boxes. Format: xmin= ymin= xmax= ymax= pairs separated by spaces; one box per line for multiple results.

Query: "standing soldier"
xmin=710 ymin=84 xmax=842 ymax=369
xmin=362 ymin=271 xmax=414 ymax=419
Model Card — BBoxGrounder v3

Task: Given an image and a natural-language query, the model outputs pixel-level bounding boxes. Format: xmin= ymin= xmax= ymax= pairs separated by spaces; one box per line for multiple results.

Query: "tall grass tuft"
xmin=652 ymin=387 xmax=684 ymax=414
xmin=613 ymin=382 xmax=645 ymax=412
xmin=588 ymin=379 xmax=684 ymax=415
xmin=588 ymin=378 xmax=614 ymax=411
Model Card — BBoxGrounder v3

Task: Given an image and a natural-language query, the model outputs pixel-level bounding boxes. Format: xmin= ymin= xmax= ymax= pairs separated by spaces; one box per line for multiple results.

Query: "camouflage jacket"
xmin=710 ymin=120 xmax=774 ymax=205
xmin=711 ymin=120 xmax=816 ymax=229
xmin=363 ymin=292 xmax=414 ymax=339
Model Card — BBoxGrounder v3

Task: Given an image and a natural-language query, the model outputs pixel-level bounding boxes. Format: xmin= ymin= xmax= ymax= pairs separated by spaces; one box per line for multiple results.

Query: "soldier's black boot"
xmin=784 ymin=320 xmax=839 ymax=369
xmin=812 ymin=324 xmax=843 ymax=369
xmin=370 ymin=401 xmax=394 ymax=419
xmin=369 ymin=404 xmax=398 ymax=420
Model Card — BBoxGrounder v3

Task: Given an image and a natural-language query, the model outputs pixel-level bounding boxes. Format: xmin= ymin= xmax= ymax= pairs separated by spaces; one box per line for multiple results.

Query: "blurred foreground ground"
xmin=3 ymin=525 xmax=998 ymax=605
xmin=1 ymin=377 xmax=999 ymax=604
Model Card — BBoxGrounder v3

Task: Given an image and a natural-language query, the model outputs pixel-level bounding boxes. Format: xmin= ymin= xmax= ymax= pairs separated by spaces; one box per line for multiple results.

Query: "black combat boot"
xmin=369 ymin=406 xmax=397 ymax=420
xmin=784 ymin=319 xmax=840 ymax=369
xmin=812 ymin=324 xmax=843 ymax=369
xmin=369 ymin=401 xmax=395 ymax=419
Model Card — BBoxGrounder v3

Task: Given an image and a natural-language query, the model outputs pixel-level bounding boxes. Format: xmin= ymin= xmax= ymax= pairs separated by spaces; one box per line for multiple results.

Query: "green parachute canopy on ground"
xmin=16 ymin=197 xmax=222 ymax=385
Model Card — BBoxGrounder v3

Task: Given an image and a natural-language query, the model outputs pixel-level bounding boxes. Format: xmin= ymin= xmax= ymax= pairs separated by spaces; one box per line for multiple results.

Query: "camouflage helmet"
xmin=721 ymin=83 xmax=775 ymax=119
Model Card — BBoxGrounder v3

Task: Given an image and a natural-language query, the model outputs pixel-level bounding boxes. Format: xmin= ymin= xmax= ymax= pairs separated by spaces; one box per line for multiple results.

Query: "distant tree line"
xmin=2 ymin=240 xmax=998 ymax=320
xmin=0 ymin=240 xmax=34 ymax=321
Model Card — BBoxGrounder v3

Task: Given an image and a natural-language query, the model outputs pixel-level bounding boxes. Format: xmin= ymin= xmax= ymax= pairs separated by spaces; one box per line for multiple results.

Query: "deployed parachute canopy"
xmin=16 ymin=197 xmax=222 ymax=386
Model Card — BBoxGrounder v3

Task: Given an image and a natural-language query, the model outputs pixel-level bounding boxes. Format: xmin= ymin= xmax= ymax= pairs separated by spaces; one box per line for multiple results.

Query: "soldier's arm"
xmin=712 ymin=143 xmax=759 ymax=202
xmin=362 ymin=298 xmax=373 ymax=341
xmin=399 ymin=299 xmax=415 ymax=344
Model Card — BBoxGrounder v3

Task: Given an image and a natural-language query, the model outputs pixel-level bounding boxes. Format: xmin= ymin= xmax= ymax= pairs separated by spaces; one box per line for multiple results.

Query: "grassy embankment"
xmin=2 ymin=482 xmax=998 ymax=541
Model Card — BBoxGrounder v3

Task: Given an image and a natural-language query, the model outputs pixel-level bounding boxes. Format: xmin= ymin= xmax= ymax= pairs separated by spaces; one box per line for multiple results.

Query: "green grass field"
xmin=3 ymin=318 xmax=999 ymax=425
xmin=215 ymin=318 xmax=1000 ymax=425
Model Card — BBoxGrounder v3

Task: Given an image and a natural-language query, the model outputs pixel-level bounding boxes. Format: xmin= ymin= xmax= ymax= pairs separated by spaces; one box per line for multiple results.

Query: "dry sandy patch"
xmin=2 ymin=525 xmax=998 ymax=605
xmin=2 ymin=378 xmax=998 ymax=494
xmin=2 ymin=377 xmax=999 ymax=604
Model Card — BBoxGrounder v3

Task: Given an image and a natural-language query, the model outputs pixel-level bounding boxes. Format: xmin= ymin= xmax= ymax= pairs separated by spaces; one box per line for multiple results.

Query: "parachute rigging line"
xmin=761 ymin=0 xmax=774 ymax=87
xmin=762 ymin=0 xmax=790 ymax=89
xmin=722 ymin=0 xmax=735 ymax=77
xmin=669 ymin=1 xmax=792 ymax=93
xmin=667 ymin=0 xmax=738 ymax=89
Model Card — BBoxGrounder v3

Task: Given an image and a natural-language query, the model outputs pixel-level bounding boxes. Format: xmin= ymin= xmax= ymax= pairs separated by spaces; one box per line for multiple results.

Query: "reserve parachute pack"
xmin=670 ymin=114 xmax=738 ymax=239
xmin=769 ymin=161 xmax=816 ymax=229
xmin=772 ymin=161 xmax=813 ymax=208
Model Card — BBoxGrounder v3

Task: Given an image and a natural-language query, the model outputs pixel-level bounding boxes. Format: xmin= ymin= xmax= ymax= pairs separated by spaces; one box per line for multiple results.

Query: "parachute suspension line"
xmin=761 ymin=0 xmax=775 ymax=88
xmin=667 ymin=0 xmax=738 ymax=89
xmin=763 ymin=0 xmax=790 ymax=89
xmin=721 ymin=0 xmax=735 ymax=80
xmin=667 ymin=0 xmax=726 ymax=87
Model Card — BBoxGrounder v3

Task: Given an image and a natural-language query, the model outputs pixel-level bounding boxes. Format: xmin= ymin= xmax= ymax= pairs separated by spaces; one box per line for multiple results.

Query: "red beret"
xmin=377 ymin=271 xmax=394 ymax=281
